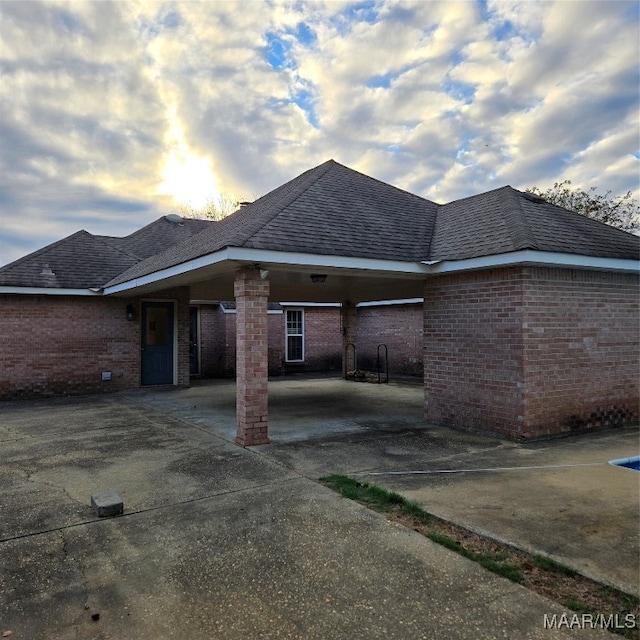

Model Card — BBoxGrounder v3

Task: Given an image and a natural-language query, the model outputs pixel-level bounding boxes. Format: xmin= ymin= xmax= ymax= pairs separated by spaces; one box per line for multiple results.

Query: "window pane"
xmin=286 ymin=309 xmax=304 ymax=361
xmin=287 ymin=336 xmax=303 ymax=361
xmin=287 ymin=310 xmax=302 ymax=334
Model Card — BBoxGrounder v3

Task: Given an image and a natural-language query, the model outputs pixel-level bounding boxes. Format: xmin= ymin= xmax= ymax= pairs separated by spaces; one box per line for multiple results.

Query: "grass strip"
xmin=321 ymin=474 xmax=639 ymax=639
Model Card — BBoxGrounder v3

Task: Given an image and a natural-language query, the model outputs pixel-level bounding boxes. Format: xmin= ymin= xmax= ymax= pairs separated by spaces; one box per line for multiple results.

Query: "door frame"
xmin=140 ymin=299 xmax=178 ymax=386
xmin=189 ymin=305 xmax=201 ymax=376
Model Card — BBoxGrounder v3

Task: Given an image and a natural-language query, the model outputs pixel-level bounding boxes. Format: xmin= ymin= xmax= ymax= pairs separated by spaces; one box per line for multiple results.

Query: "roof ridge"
xmin=227 ymin=160 xmax=337 ymax=248
xmin=0 ymin=229 xmax=91 ymax=273
xmin=503 ymin=187 xmax=539 ymax=251
xmin=423 ymin=203 xmax=443 ymax=261
xmin=323 ymin=161 xmax=439 ymax=261
xmin=444 ymin=184 xmax=512 ymax=206
xmin=96 ymin=234 xmax=146 ymax=261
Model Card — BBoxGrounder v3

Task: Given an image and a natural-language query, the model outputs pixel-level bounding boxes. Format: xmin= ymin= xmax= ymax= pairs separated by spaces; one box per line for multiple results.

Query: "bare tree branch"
xmin=526 ymin=180 xmax=639 ymax=233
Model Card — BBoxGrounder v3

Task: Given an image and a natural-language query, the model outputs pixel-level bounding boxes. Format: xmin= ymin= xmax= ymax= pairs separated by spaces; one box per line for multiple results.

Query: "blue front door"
xmin=141 ymin=302 xmax=174 ymax=385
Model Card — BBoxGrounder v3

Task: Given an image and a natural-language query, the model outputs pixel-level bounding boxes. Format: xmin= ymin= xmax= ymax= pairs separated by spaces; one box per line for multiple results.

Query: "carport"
xmin=108 ymin=257 xmax=428 ymax=446
xmin=101 ymin=160 xmax=639 ymax=443
xmin=103 ymin=160 xmax=436 ymax=445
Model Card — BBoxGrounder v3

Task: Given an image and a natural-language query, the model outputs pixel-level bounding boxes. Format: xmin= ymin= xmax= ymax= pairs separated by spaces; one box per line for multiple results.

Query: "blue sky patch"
xmin=367 ymin=71 xmax=395 ymax=89
xmin=476 ymin=0 xmax=489 ymax=21
xmin=445 ymin=80 xmax=476 ymax=104
xmin=56 ymin=9 xmax=83 ymax=34
xmin=493 ymin=19 xmax=516 ymax=41
xmin=264 ymin=23 xmax=316 ymax=71
xmin=293 ymin=22 xmax=317 ymax=47
xmin=292 ymin=85 xmax=319 ymax=128
xmin=623 ymin=1 xmax=640 ymax=23
xmin=264 ymin=31 xmax=291 ymax=71
xmin=340 ymin=0 xmax=379 ymax=25
xmin=161 ymin=11 xmax=181 ymax=30
xmin=331 ymin=0 xmax=380 ymax=35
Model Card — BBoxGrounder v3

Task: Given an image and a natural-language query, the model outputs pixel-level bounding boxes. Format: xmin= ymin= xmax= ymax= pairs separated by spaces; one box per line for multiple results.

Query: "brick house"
xmin=191 ymin=301 xmax=344 ymax=378
xmin=1 ymin=160 xmax=638 ymax=443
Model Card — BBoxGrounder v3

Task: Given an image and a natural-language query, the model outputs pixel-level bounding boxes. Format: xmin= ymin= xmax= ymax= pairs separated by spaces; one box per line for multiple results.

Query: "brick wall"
xmin=0 ymin=294 xmax=139 ymax=398
xmin=284 ymin=306 xmax=342 ymax=374
xmin=423 ymin=267 xmax=639 ymax=439
xmin=356 ymin=303 xmax=423 ymax=376
xmin=196 ymin=304 xmax=227 ymax=377
xmin=199 ymin=307 xmax=284 ymax=377
xmin=268 ymin=313 xmax=286 ymax=375
xmin=423 ymin=268 xmax=526 ymax=438
xmin=521 ymin=268 xmax=639 ymax=437
xmin=200 ymin=306 xmax=341 ymax=377
xmin=0 ymin=287 xmax=191 ymax=399
xmin=163 ymin=287 xmax=190 ymax=388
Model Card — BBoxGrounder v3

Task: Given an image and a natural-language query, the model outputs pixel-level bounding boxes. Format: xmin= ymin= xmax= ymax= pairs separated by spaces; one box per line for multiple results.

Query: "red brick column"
xmin=234 ymin=266 xmax=270 ymax=446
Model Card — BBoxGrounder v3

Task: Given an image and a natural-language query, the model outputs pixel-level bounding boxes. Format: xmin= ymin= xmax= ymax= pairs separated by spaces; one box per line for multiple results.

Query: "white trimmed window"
xmin=285 ymin=308 xmax=304 ymax=362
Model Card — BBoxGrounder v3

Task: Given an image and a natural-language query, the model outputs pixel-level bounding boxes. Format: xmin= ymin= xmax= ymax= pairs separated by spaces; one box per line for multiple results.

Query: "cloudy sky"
xmin=1 ymin=0 xmax=638 ymax=266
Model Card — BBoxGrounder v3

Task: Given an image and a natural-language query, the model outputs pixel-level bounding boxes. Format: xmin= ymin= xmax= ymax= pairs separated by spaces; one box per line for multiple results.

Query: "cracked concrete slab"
xmin=0 ymin=385 xmax=632 ymax=639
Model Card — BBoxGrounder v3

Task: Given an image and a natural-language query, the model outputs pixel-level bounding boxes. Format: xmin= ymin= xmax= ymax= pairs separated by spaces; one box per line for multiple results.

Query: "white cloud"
xmin=0 ymin=0 xmax=638 ymax=265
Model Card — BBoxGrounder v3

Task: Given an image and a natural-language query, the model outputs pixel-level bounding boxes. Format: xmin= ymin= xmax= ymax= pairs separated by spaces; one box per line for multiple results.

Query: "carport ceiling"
xmin=191 ymin=262 xmax=427 ymax=303
xmin=115 ymin=257 xmax=427 ymax=303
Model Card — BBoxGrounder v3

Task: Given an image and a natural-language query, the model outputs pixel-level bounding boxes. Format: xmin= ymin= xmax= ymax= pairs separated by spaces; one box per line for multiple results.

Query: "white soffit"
xmin=103 ymin=247 xmax=429 ymax=295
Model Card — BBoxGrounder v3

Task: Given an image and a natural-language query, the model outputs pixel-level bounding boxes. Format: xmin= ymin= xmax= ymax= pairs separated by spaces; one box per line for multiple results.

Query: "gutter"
xmin=421 ymin=250 xmax=639 ymax=274
xmin=0 ymin=286 xmax=103 ymax=296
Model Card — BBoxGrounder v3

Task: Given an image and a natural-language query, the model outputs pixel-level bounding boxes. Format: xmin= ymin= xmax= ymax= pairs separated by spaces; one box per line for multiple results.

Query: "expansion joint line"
xmin=352 ymin=462 xmax=608 ymax=476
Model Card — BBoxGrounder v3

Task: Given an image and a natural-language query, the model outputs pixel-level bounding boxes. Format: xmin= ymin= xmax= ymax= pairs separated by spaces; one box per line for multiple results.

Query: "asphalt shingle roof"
xmin=432 ymin=186 xmax=639 ymax=261
xmin=2 ymin=159 xmax=637 ymax=290
xmin=105 ymin=160 xmax=439 ymax=287
xmin=0 ymin=216 xmax=212 ymax=289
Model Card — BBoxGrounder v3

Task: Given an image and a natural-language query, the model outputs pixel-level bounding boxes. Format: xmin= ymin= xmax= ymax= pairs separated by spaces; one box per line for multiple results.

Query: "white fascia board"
xmin=219 ymin=306 xmax=283 ymax=315
xmin=104 ymin=250 xmax=231 ymax=295
xmin=0 ymin=286 xmax=101 ymax=296
xmin=357 ymin=298 xmax=424 ymax=308
xmin=221 ymin=309 xmax=283 ymax=315
xmin=227 ymin=247 xmax=426 ymax=274
xmin=279 ymin=301 xmax=341 ymax=307
xmin=103 ymin=247 xmax=427 ymax=295
xmin=423 ymin=250 xmax=640 ymax=274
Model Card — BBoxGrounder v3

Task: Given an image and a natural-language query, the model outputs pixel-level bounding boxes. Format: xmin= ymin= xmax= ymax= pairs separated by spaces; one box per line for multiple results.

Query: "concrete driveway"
xmin=125 ymin=376 xmax=639 ymax=593
xmin=0 ymin=378 xmax=634 ymax=639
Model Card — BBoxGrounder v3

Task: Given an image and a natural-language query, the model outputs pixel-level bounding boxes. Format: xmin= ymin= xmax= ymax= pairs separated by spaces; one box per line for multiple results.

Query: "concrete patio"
xmin=0 ymin=377 xmax=637 ymax=639
xmin=125 ymin=376 xmax=640 ymax=594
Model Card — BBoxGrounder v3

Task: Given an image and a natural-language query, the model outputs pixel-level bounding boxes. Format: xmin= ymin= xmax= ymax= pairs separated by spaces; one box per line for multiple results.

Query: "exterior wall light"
xmin=310 ymin=274 xmax=327 ymax=283
xmin=126 ymin=304 xmax=135 ymax=321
